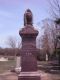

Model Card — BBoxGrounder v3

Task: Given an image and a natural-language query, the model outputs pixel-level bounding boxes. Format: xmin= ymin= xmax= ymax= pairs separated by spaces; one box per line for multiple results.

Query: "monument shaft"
xmin=18 ymin=9 xmax=40 ymax=80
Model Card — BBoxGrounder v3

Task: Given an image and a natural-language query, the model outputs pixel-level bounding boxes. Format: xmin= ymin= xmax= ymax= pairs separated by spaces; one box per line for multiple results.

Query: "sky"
xmin=0 ymin=0 xmax=50 ymax=48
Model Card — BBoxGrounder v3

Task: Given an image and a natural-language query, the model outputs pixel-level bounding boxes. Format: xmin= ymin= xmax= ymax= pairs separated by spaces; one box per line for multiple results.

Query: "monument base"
xmin=18 ymin=72 xmax=41 ymax=80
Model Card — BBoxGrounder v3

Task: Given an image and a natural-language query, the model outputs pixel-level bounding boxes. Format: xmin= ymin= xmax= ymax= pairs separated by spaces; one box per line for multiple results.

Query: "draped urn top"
xmin=19 ymin=9 xmax=38 ymax=36
xmin=24 ymin=9 xmax=33 ymax=26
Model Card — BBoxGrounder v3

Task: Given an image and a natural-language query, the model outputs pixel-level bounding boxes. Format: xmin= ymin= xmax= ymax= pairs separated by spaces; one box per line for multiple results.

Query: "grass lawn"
xmin=0 ymin=60 xmax=16 ymax=73
xmin=51 ymin=74 xmax=60 ymax=80
xmin=0 ymin=60 xmax=60 ymax=80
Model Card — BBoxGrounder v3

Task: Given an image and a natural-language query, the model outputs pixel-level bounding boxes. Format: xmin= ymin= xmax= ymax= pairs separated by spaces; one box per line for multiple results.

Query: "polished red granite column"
xmin=18 ymin=9 xmax=41 ymax=80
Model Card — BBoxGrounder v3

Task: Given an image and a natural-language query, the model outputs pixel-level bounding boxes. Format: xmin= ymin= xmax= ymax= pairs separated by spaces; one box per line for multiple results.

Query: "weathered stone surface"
xmin=18 ymin=9 xmax=40 ymax=80
xmin=21 ymin=56 xmax=37 ymax=71
xmin=19 ymin=9 xmax=39 ymax=72
xmin=18 ymin=76 xmax=40 ymax=80
xmin=18 ymin=72 xmax=41 ymax=80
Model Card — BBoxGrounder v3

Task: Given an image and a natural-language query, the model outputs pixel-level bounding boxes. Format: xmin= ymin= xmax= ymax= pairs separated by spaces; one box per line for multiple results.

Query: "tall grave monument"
xmin=18 ymin=9 xmax=40 ymax=80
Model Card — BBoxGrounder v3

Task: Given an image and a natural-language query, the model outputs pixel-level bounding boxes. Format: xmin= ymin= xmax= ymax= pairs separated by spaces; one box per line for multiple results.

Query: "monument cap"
xmin=24 ymin=9 xmax=33 ymax=26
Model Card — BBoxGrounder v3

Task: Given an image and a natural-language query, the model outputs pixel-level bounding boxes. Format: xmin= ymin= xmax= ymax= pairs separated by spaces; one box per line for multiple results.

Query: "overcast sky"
xmin=0 ymin=0 xmax=50 ymax=48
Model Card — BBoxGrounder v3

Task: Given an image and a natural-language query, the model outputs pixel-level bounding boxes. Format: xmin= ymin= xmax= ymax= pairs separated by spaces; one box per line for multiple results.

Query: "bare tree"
xmin=48 ymin=0 xmax=60 ymax=67
xmin=17 ymin=40 xmax=22 ymax=49
xmin=47 ymin=0 xmax=60 ymax=57
xmin=48 ymin=0 xmax=60 ymax=20
xmin=6 ymin=36 xmax=22 ymax=49
xmin=39 ymin=19 xmax=57 ymax=60
xmin=7 ymin=36 xmax=17 ymax=48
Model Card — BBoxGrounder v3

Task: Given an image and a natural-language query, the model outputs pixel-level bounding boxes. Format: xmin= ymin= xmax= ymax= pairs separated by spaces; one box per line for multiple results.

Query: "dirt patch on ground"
xmin=0 ymin=72 xmax=18 ymax=80
xmin=0 ymin=70 xmax=60 ymax=80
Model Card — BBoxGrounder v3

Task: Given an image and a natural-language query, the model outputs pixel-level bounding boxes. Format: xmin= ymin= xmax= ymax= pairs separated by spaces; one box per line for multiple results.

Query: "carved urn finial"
xmin=24 ymin=9 xmax=33 ymax=26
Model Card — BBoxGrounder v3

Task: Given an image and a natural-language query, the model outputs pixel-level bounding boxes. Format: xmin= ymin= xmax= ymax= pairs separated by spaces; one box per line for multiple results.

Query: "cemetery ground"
xmin=0 ymin=58 xmax=16 ymax=73
xmin=0 ymin=59 xmax=60 ymax=80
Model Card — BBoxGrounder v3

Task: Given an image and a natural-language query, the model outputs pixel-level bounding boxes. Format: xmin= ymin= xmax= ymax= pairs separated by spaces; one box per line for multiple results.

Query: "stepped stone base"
xmin=18 ymin=72 xmax=41 ymax=80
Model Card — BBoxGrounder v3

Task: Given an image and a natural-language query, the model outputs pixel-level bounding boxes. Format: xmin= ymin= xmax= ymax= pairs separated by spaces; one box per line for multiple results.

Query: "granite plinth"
xmin=18 ymin=72 xmax=41 ymax=80
xmin=21 ymin=56 xmax=37 ymax=72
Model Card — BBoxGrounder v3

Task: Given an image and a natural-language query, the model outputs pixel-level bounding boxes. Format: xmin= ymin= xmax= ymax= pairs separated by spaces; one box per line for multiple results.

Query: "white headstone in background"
xmin=0 ymin=57 xmax=8 ymax=61
xmin=46 ymin=54 xmax=48 ymax=61
xmin=16 ymin=56 xmax=21 ymax=68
